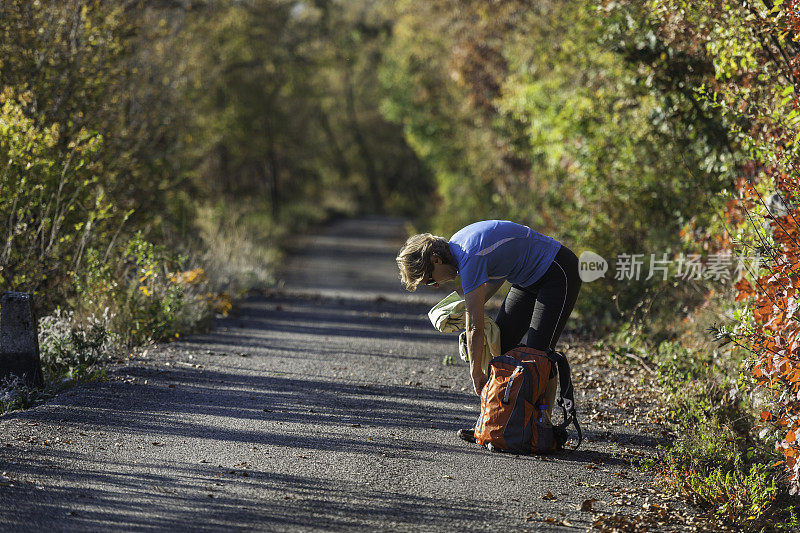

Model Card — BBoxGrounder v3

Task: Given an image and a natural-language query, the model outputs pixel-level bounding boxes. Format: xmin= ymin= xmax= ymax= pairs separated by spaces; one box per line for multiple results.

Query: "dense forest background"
xmin=2 ymin=0 xmax=800 ymax=526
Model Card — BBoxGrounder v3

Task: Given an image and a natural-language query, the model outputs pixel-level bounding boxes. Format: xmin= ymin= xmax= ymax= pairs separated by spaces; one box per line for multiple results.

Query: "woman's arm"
xmin=484 ymin=282 xmax=502 ymax=303
xmin=465 ymin=283 xmax=488 ymax=396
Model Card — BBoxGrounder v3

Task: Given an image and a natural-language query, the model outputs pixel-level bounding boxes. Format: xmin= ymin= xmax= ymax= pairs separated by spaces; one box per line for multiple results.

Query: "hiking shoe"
xmin=457 ymin=428 xmax=476 ymax=443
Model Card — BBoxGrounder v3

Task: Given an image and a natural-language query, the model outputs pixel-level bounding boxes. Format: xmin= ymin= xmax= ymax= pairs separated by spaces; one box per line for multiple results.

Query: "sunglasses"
xmin=424 ymin=274 xmax=437 ymax=286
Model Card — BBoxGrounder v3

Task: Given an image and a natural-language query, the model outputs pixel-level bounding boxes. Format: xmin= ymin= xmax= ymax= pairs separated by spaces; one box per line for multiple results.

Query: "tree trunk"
xmin=318 ymin=109 xmax=351 ymax=184
xmin=264 ymin=120 xmax=280 ymax=219
xmin=344 ymin=64 xmax=382 ymax=211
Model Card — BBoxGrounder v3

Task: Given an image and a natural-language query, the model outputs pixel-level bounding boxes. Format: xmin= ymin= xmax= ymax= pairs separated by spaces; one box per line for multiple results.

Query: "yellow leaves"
xmin=580 ymin=498 xmax=597 ymax=512
xmin=170 ymin=268 xmax=206 ymax=285
xmin=207 ymin=292 xmax=232 ymax=316
xmin=138 ymin=286 xmax=151 ymax=297
xmin=139 ymin=269 xmax=153 ymax=283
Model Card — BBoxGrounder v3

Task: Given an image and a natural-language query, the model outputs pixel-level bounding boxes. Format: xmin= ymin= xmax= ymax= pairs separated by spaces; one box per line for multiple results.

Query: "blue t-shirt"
xmin=448 ymin=220 xmax=561 ymax=295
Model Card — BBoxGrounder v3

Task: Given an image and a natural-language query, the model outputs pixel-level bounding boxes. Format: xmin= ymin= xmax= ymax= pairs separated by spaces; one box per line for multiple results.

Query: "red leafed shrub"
xmin=643 ymin=0 xmax=800 ymax=492
xmin=724 ymin=0 xmax=800 ymax=494
xmin=733 ymin=179 xmax=800 ymax=491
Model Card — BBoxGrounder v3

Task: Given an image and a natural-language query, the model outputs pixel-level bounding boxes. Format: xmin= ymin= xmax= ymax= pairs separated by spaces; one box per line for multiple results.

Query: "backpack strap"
xmin=546 ymin=349 xmax=582 ymax=449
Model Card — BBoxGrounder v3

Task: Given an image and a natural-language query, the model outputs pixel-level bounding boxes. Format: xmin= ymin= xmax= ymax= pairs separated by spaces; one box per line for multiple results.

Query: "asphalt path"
xmin=0 ymin=217 xmax=716 ymax=531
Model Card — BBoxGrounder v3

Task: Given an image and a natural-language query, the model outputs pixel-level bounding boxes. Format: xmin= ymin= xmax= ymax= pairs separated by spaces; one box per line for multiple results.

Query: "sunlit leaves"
xmin=669 ymin=0 xmax=800 ymax=494
xmin=0 ymin=89 xmax=109 ymax=295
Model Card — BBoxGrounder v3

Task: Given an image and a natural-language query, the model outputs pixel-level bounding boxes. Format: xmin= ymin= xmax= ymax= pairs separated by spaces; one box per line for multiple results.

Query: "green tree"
xmin=381 ymin=0 xmax=736 ymax=332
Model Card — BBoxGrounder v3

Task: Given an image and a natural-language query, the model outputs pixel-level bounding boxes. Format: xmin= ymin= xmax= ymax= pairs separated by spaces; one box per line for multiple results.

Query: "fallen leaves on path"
xmin=562 ymin=335 xmax=734 ymax=532
xmin=581 ymin=498 xmax=598 ymax=512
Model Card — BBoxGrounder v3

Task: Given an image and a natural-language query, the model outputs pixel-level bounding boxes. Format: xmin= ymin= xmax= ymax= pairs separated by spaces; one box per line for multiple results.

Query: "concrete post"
xmin=0 ymin=292 xmax=44 ymax=388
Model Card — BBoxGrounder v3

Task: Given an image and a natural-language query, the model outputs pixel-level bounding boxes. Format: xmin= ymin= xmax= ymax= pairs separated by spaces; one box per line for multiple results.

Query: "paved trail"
xmin=0 ymin=217 xmax=717 ymax=531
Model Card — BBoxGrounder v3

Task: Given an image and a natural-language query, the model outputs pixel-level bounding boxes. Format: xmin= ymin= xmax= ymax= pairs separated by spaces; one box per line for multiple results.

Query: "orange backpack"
xmin=474 ymin=346 xmax=581 ymax=454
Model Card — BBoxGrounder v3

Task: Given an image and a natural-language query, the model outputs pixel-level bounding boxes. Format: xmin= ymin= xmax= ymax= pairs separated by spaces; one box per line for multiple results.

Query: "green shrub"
xmin=0 ymin=89 xmax=115 ymax=307
xmin=2 ymin=307 xmax=112 ymax=414
xmin=73 ymin=232 xmax=214 ymax=348
xmin=0 ymin=376 xmax=48 ymax=413
xmin=38 ymin=308 xmax=117 ymax=381
xmin=627 ymin=335 xmax=800 ymax=530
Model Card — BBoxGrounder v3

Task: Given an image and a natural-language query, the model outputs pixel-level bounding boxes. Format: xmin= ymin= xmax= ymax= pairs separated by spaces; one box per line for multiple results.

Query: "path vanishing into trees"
xmin=0 ymin=217 xmax=726 ymax=531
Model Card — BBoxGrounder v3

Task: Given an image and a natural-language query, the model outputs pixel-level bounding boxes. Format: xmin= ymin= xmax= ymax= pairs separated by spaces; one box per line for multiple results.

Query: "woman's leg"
xmin=494 ymin=285 xmax=538 ymax=354
xmin=524 ymin=246 xmax=582 ymax=350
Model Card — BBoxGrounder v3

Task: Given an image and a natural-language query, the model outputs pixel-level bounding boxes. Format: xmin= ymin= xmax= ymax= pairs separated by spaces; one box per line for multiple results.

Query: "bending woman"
xmin=395 ymin=220 xmax=581 ymax=397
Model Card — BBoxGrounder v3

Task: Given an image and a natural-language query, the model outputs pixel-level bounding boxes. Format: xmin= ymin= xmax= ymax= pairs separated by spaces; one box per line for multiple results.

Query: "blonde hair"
xmin=395 ymin=233 xmax=454 ymax=291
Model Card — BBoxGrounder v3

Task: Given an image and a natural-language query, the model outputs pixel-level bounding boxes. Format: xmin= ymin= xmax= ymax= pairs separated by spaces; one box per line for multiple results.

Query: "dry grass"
xmin=194 ymin=202 xmax=282 ymax=294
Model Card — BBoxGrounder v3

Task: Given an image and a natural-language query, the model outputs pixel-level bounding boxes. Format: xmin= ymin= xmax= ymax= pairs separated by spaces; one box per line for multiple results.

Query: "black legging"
xmin=494 ymin=245 xmax=581 ymax=353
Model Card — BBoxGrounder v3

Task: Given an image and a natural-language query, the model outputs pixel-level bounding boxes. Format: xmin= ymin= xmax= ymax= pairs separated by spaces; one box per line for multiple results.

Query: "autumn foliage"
xmin=709 ymin=0 xmax=800 ymax=493
xmin=734 ymin=177 xmax=800 ymax=491
xmin=602 ymin=0 xmax=800 ymax=495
